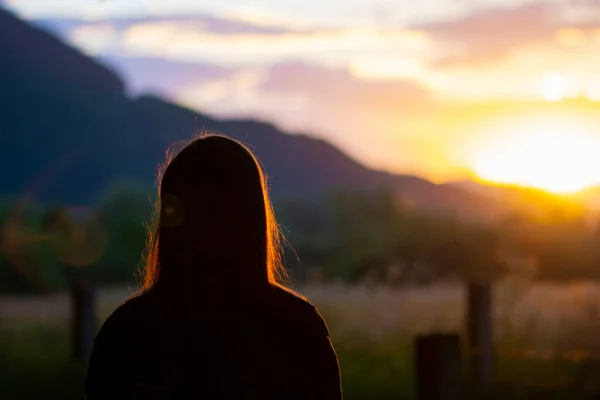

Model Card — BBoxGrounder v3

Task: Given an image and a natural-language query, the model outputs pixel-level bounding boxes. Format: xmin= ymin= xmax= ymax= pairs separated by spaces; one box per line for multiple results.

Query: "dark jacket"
xmin=84 ymin=284 xmax=342 ymax=399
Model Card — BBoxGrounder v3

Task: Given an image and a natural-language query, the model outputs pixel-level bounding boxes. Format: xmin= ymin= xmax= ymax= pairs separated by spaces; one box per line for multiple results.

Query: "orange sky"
xmin=6 ymin=0 xmax=600 ymax=191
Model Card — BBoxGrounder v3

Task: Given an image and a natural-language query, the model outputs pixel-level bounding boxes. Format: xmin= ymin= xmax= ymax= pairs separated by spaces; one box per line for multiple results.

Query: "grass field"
xmin=2 ymin=279 xmax=600 ymax=399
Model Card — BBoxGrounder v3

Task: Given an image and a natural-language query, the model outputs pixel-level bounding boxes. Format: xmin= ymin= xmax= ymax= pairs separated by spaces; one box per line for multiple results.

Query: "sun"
xmin=471 ymin=113 xmax=600 ymax=194
xmin=540 ymin=72 xmax=570 ymax=102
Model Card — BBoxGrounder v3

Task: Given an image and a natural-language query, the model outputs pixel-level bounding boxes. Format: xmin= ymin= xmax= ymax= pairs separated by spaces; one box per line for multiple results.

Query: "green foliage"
xmin=283 ymin=188 xmax=513 ymax=284
xmin=500 ymin=211 xmax=600 ymax=281
xmin=336 ymin=335 xmax=414 ymax=400
xmin=91 ymin=181 xmax=155 ymax=285
xmin=280 ymin=189 xmax=600 ymax=285
xmin=0 ymin=320 xmax=416 ymax=400
xmin=0 ymin=180 xmax=155 ymax=294
xmin=0 ymin=199 xmax=68 ymax=294
xmin=2 ymin=322 xmax=600 ymax=400
xmin=324 ymin=189 xmax=405 ymax=281
xmin=5 ymin=181 xmax=600 ymax=293
xmin=426 ymin=221 xmax=506 ymax=281
xmin=0 ymin=324 xmax=84 ymax=400
xmin=276 ymin=197 xmax=330 ymax=275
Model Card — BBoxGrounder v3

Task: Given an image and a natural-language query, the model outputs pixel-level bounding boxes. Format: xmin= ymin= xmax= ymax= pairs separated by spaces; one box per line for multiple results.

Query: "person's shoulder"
xmin=267 ymin=284 xmax=330 ymax=337
xmin=99 ymin=290 xmax=153 ymax=332
xmin=269 ymin=283 xmax=311 ymax=308
xmin=112 ymin=289 xmax=150 ymax=313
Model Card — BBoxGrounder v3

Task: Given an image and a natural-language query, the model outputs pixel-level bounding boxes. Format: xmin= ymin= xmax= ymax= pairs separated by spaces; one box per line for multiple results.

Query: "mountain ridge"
xmin=0 ymin=8 xmax=493 ymax=217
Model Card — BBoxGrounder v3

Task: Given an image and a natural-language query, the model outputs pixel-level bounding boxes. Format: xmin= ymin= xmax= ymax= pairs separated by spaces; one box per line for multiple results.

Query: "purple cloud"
xmin=33 ymin=14 xmax=320 ymax=38
xmin=99 ymin=56 xmax=234 ymax=97
xmin=414 ymin=2 xmax=561 ymax=67
xmin=260 ymin=62 xmax=429 ymax=114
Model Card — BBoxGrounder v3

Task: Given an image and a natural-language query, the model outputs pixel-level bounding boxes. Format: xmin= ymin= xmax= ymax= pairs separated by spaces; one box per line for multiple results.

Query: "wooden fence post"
xmin=71 ymin=280 xmax=96 ymax=361
xmin=467 ymin=280 xmax=494 ymax=397
xmin=415 ymin=333 xmax=463 ymax=400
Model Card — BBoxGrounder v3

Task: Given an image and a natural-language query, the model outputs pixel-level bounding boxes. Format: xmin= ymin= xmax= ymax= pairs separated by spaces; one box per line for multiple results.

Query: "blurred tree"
xmin=426 ymin=220 xmax=506 ymax=282
xmin=0 ymin=198 xmax=67 ymax=293
xmin=501 ymin=210 xmax=598 ymax=281
xmin=324 ymin=188 xmax=404 ymax=282
xmin=536 ymin=219 xmax=596 ymax=280
xmin=278 ymin=189 xmax=600 ymax=285
xmin=275 ymin=197 xmax=330 ymax=279
xmin=91 ymin=181 xmax=154 ymax=285
xmin=392 ymin=212 xmax=463 ymax=283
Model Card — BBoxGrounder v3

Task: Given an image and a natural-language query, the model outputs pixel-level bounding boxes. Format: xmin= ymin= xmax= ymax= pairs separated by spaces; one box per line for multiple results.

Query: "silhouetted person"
xmin=84 ymin=134 xmax=342 ymax=399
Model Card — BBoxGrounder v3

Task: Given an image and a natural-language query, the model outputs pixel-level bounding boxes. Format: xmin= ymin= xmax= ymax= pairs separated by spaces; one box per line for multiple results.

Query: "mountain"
xmin=0 ymin=9 xmax=490 ymax=216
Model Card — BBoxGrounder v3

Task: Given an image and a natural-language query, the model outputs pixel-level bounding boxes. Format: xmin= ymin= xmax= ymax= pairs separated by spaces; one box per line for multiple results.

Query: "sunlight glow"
xmin=584 ymin=80 xmax=600 ymax=102
xmin=540 ymin=72 xmax=569 ymax=102
xmin=472 ymin=114 xmax=600 ymax=194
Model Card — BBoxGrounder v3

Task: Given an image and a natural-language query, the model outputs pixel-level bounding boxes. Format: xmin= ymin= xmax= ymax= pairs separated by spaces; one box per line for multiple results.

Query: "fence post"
xmin=71 ymin=280 xmax=96 ymax=361
xmin=415 ymin=333 xmax=463 ymax=400
xmin=467 ymin=280 xmax=494 ymax=397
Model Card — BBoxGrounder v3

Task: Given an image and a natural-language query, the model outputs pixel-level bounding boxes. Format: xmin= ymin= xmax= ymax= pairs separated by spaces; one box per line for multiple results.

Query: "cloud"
xmin=414 ymin=1 xmax=600 ymax=68
xmin=175 ymin=62 xmax=430 ymax=121
xmin=414 ymin=2 xmax=561 ymax=67
xmin=259 ymin=62 xmax=429 ymax=113
xmin=58 ymin=16 xmax=433 ymax=70
xmin=418 ymin=3 xmax=557 ymax=44
xmin=173 ymin=62 xmax=432 ymax=171
xmin=48 ymin=2 xmax=600 ymax=83
xmin=3 ymin=0 xmax=145 ymax=20
xmin=69 ymin=23 xmax=121 ymax=55
xmin=99 ymin=56 xmax=234 ymax=98
xmin=41 ymin=15 xmax=314 ymax=36
xmin=3 ymin=0 xmax=466 ymax=27
xmin=176 ymin=68 xmax=311 ymax=120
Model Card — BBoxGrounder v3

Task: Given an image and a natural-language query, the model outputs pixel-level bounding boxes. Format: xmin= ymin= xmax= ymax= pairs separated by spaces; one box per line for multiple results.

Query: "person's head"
xmin=143 ymin=133 xmax=284 ymax=292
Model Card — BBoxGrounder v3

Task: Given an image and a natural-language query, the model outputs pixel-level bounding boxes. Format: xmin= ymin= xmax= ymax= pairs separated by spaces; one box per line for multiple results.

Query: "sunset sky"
xmin=5 ymin=0 xmax=600 ymax=192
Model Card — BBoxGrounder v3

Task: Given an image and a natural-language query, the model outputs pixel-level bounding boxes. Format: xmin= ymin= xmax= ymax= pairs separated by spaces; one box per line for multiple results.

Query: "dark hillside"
xmin=0 ymin=9 xmax=490 ymax=217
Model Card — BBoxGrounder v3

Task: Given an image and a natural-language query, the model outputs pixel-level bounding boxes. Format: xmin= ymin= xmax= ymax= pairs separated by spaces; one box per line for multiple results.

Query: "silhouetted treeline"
xmin=1 ymin=182 xmax=600 ymax=294
xmin=282 ymin=188 xmax=600 ymax=285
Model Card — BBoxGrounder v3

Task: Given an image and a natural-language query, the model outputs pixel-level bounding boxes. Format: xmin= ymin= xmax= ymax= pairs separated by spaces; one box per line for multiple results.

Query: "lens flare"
xmin=47 ymin=206 xmax=108 ymax=267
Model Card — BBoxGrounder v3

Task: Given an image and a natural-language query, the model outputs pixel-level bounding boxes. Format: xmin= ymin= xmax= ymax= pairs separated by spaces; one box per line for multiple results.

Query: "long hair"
xmin=142 ymin=133 xmax=286 ymax=294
